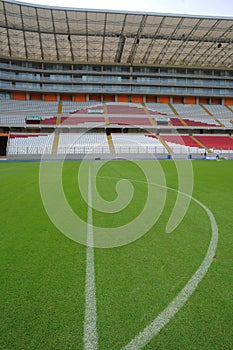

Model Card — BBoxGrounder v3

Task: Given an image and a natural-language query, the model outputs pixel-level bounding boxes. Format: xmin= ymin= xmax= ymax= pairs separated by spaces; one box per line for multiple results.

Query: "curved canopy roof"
xmin=0 ymin=0 xmax=233 ymax=69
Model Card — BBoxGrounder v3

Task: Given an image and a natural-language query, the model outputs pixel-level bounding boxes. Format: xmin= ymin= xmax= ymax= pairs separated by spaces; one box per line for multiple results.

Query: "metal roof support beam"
xmin=51 ymin=9 xmax=59 ymax=61
xmin=65 ymin=11 xmax=74 ymax=61
xmin=155 ymin=17 xmax=185 ymax=65
xmin=127 ymin=15 xmax=147 ymax=64
xmin=19 ymin=4 xmax=28 ymax=60
xmin=2 ymin=1 xmax=11 ymax=57
xmin=1 ymin=23 xmax=233 ymax=45
xmin=196 ymin=23 xmax=233 ymax=66
xmin=35 ymin=7 xmax=44 ymax=60
xmin=65 ymin=10 xmax=74 ymax=61
xmin=182 ymin=19 xmax=221 ymax=64
xmin=101 ymin=12 xmax=107 ymax=62
xmin=215 ymin=43 xmax=233 ymax=67
xmin=167 ymin=18 xmax=203 ymax=65
xmin=0 ymin=2 xmax=232 ymax=70
xmin=141 ymin=17 xmax=165 ymax=64
xmin=85 ymin=11 xmax=89 ymax=61
xmin=114 ymin=14 xmax=127 ymax=63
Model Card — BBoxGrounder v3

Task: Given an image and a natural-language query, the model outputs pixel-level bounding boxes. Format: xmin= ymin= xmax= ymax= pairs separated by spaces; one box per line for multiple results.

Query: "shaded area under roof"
xmin=0 ymin=0 xmax=233 ymax=69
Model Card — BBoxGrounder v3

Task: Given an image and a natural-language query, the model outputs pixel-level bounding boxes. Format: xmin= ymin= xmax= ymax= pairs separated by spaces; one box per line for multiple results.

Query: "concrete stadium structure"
xmin=0 ymin=0 xmax=233 ymax=159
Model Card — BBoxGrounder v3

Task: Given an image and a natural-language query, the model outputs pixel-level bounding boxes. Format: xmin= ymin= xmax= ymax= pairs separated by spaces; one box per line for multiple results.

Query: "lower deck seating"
xmin=195 ymin=136 xmax=233 ymax=151
xmin=6 ymin=132 xmax=233 ymax=156
xmin=111 ymin=134 xmax=168 ymax=153
xmin=57 ymin=133 xmax=110 ymax=154
xmin=159 ymin=135 xmax=233 ymax=153
xmin=160 ymin=135 xmax=204 ymax=153
xmin=8 ymin=134 xmax=54 ymax=154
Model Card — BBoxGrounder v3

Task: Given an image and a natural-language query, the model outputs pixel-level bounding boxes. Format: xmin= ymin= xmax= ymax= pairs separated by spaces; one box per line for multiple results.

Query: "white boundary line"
xmin=83 ymin=168 xmax=98 ymax=350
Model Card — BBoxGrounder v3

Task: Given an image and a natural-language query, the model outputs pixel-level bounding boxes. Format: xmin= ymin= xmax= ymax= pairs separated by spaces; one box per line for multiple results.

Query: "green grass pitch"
xmin=0 ymin=160 xmax=232 ymax=349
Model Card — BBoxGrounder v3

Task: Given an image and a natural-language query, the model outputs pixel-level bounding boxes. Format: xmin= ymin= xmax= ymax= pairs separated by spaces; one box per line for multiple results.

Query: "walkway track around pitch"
xmin=84 ymin=173 xmax=218 ymax=350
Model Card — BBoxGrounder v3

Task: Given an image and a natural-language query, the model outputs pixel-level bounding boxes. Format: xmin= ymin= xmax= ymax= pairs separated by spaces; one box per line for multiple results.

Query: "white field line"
xmin=83 ymin=168 xmax=98 ymax=350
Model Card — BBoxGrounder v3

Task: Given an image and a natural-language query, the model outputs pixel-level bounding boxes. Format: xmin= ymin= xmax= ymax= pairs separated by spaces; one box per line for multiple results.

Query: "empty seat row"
xmin=171 ymin=103 xmax=208 ymax=117
xmin=57 ymin=133 xmax=110 ymax=154
xmin=111 ymin=134 xmax=168 ymax=154
xmin=8 ymin=134 xmax=54 ymax=154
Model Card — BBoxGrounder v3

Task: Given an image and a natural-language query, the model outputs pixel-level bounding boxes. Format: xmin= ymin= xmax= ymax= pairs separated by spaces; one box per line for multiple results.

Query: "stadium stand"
xmin=111 ymin=134 xmax=168 ymax=154
xmin=62 ymin=101 xmax=98 ymax=113
xmin=0 ymin=101 xmax=59 ymax=115
xmin=106 ymin=103 xmax=145 ymax=115
xmin=60 ymin=116 xmax=105 ymax=126
xmin=203 ymin=104 xmax=233 ymax=117
xmin=8 ymin=134 xmax=54 ymax=154
xmin=145 ymin=103 xmax=174 ymax=116
xmin=170 ymin=104 xmax=208 ymax=117
xmin=57 ymin=133 xmax=110 ymax=154
xmin=109 ymin=117 xmax=152 ymax=126
xmin=194 ymin=135 xmax=233 ymax=152
xmin=0 ymin=115 xmax=26 ymax=125
xmin=147 ymin=134 xmax=204 ymax=154
xmin=41 ymin=117 xmax=57 ymax=125
xmin=0 ymin=2 xmax=232 ymax=159
xmin=219 ymin=119 xmax=233 ymax=128
xmin=182 ymin=118 xmax=219 ymax=127
xmin=170 ymin=117 xmax=219 ymax=127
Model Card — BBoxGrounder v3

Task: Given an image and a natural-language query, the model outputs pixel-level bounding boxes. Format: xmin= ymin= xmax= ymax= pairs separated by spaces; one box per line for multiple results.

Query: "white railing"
xmin=8 ymin=145 xmax=233 ymax=155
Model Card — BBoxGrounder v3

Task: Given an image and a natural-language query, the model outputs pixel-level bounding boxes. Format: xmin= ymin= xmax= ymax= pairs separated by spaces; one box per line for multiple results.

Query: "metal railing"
xmin=8 ymin=146 xmax=233 ymax=155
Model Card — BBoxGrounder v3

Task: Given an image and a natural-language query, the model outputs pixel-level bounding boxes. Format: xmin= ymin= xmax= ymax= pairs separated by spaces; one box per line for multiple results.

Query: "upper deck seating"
xmin=106 ymin=103 xmax=145 ymax=114
xmin=62 ymin=101 xmax=98 ymax=113
xmin=0 ymin=115 xmax=26 ymax=125
xmin=145 ymin=103 xmax=174 ymax=116
xmin=0 ymin=101 xmax=58 ymax=115
xmin=171 ymin=103 xmax=208 ymax=117
xmin=60 ymin=116 xmax=105 ymax=125
xmin=109 ymin=117 xmax=152 ymax=126
xmin=203 ymin=104 xmax=233 ymax=118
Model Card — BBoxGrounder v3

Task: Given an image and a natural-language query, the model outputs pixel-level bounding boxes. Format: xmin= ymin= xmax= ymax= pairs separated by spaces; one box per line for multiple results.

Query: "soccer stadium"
xmin=0 ymin=0 xmax=232 ymax=349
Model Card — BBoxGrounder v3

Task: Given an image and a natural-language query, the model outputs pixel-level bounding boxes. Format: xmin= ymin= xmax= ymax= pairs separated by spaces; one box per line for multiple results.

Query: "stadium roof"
xmin=0 ymin=0 xmax=233 ymax=69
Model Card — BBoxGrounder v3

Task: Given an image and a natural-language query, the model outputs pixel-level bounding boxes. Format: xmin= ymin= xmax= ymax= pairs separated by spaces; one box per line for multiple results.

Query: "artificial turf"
xmin=0 ymin=160 xmax=232 ymax=349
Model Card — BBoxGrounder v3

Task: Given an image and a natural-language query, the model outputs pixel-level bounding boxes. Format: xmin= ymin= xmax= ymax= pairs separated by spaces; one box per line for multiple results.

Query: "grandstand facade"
xmin=0 ymin=0 xmax=233 ymax=159
xmin=0 ymin=0 xmax=233 ymax=103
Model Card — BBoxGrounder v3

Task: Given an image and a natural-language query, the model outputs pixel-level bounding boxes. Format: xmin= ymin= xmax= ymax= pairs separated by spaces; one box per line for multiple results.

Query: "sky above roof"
xmin=15 ymin=0 xmax=233 ymax=17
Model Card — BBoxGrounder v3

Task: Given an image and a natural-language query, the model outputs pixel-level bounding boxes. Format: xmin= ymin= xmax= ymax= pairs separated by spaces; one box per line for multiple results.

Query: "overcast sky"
xmin=16 ymin=0 xmax=233 ymax=17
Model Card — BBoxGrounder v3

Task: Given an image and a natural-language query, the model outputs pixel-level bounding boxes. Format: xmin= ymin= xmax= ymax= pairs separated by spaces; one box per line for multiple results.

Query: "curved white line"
xmin=97 ymin=175 xmax=218 ymax=350
xmin=122 ymin=187 xmax=218 ymax=350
